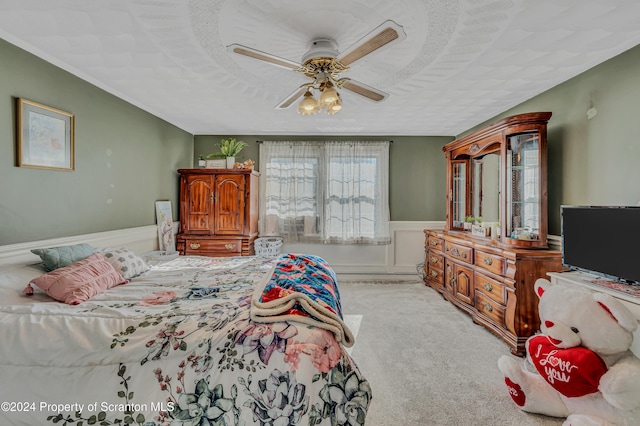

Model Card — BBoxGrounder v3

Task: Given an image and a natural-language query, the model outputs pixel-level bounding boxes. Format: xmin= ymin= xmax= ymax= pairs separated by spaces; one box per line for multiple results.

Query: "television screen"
xmin=561 ymin=206 xmax=640 ymax=284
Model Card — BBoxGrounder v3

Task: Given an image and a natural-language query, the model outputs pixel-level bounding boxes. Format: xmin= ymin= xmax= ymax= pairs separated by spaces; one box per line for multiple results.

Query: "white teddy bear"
xmin=498 ymin=278 xmax=640 ymax=426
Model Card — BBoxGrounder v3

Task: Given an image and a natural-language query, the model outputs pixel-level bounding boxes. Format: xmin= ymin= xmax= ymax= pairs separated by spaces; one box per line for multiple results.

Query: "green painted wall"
xmin=3 ymin=34 xmax=638 ymax=243
xmin=193 ymin=134 xmax=452 ymax=221
xmin=461 ymin=44 xmax=640 ymax=235
xmin=0 ymin=38 xmax=194 ymax=245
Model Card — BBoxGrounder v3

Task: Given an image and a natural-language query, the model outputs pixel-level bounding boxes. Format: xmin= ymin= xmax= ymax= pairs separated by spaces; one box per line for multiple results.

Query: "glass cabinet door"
xmin=507 ymin=132 xmax=540 ymax=242
xmin=451 ymin=161 xmax=466 ymax=228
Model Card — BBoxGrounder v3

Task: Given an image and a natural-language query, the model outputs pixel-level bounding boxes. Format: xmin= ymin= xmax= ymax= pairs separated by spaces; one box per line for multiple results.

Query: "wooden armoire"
xmin=176 ymin=169 xmax=259 ymax=257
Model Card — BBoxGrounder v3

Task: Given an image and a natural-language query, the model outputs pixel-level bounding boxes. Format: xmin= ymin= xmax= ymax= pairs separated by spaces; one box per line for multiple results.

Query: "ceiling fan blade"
xmin=337 ymin=20 xmax=407 ymax=66
xmin=227 ymin=44 xmax=300 ymax=70
xmin=341 ymin=79 xmax=388 ymax=102
xmin=276 ymin=86 xmax=308 ymax=109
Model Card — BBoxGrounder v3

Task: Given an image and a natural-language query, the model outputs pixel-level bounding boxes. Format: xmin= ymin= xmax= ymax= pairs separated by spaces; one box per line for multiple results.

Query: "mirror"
xmin=472 ymin=151 xmax=500 ymax=225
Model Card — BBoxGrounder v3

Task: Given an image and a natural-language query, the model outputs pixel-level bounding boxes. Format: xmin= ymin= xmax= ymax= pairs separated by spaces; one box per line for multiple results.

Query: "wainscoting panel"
xmin=283 ymin=221 xmax=445 ymax=280
xmin=0 ymin=224 xmax=176 ymax=266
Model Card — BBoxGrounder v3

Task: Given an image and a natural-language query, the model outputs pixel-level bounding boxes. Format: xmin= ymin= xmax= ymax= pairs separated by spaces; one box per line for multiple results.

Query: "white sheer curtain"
xmin=259 ymin=141 xmax=391 ymax=244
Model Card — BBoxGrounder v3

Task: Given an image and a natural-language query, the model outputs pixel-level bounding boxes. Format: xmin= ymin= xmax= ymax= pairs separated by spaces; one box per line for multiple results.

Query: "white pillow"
xmin=100 ymin=248 xmax=150 ymax=279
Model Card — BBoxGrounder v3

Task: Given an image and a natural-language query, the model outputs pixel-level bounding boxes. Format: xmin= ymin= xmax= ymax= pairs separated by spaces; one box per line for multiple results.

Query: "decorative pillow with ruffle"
xmin=24 ymin=253 xmax=127 ymax=304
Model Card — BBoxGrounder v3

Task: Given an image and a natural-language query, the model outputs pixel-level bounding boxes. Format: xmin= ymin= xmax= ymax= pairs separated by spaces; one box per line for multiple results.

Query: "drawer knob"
xmin=484 ymin=257 xmax=493 ymax=266
xmin=483 ymin=302 xmax=493 ymax=312
xmin=190 ymin=243 xmax=201 ymax=249
xmin=483 ymin=282 xmax=493 ymax=292
xmin=430 ymin=256 xmax=438 ymax=264
xmin=225 ymin=243 xmax=236 ymax=250
xmin=431 ymin=240 xmax=438 ymax=246
xmin=431 ymin=270 xmax=438 ymax=278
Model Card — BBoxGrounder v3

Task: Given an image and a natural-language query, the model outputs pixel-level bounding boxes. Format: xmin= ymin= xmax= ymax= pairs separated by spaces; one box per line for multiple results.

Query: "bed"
xmin=0 ymin=248 xmax=371 ymax=426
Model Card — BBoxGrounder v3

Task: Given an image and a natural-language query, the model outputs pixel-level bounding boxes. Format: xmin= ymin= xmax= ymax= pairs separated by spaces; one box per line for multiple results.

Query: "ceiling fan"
xmin=227 ymin=20 xmax=407 ymax=115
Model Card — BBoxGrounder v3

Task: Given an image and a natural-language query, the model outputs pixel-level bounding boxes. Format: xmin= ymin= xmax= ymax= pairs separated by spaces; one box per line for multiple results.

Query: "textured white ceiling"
xmin=1 ymin=0 xmax=639 ymax=136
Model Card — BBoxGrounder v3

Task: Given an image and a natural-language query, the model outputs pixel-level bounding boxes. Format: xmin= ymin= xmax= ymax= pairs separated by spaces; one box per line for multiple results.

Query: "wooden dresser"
xmin=176 ymin=169 xmax=259 ymax=257
xmin=424 ymin=113 xmax=564 ymax=355
xmin=424 ymin=229 xmax=562 ymax=355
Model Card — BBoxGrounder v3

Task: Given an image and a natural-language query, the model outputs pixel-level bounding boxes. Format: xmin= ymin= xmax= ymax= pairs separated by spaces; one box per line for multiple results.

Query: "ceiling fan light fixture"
xmin=325 ymin=93 xmax=342 ymax=115
xmin=230 ymin=20 xmax=406 ymax=117
xmin=297 ymin=90 xmax=320 ymax=115
xmin=318 ymin=81 xmax=339 ymax=106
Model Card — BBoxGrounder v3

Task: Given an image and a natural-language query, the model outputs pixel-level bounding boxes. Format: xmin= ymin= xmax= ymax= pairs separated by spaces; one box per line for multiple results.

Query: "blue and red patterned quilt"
xmin=251 ymin=253 xmax=355 ymax=347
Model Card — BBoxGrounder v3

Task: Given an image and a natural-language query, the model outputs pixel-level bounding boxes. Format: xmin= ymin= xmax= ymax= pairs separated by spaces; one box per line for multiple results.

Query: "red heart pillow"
xmin=527 ymin=335 xmax=608 ymax=398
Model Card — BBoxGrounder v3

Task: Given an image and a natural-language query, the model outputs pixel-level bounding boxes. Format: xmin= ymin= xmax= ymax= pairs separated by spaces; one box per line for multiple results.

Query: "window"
xmin=259 ymin=141 xmax=390 ymax=244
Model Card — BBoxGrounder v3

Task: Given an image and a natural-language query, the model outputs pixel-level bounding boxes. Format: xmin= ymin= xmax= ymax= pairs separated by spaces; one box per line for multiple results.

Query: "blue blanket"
xmin=251 ymin=253 xmax=355 ymax=347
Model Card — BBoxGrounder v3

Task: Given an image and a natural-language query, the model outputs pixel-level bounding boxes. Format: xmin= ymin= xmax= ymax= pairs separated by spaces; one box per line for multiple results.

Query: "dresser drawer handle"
xmin=483 ymin=302 xmax=493 ymax=312
xmin=483 ymin=282 xmax=493 ymax=292
xmin=224 ymin=243 xmax=236 ymax=250
xmin=190 ymin=243 xmax=201 ymax=249
xmin=431 ymin=270 xmax=439 ymax=278
xmin=430 ymin=256 xmax=438 ymax=264
xmin=483 ymin=257 xmax=493 ymax=266
xmin=431 ymin=240 xmax=438 ymax=246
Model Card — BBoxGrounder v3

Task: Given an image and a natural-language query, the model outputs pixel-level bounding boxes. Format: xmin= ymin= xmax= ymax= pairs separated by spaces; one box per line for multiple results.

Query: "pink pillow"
xmin=24 ymin=253 xmax=128 ymax=304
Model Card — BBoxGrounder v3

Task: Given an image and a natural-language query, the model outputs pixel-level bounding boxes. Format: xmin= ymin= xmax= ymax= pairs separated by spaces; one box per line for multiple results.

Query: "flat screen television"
xmin=561 ymin=205 xmax=640 ymax=284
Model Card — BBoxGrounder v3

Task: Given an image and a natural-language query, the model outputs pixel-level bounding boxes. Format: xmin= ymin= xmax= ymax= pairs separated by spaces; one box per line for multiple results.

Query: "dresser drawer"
xmin=444 ymin=241 xmax=473 ymax=264
xmin=427 ymin=252 xmax=444 ymax=270
xmin=475 ymin=291 xmax=506 ymax=327
xmin=183 ymin=238 xmax=242 ymax=254
xmin=427 ymin=266 xmax=444 ymax=285
xmin=427 ymin=235 xmax=444 ymax=252
xmin=474 ymin=250 xmax=505 ymax=275
xmin=474 ymin=272 xmax=506 ymax=304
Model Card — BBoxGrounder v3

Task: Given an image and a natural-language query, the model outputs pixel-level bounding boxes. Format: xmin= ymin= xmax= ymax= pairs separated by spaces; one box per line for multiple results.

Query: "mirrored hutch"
xmin=423 ymin=112 xmax=564 ymax=355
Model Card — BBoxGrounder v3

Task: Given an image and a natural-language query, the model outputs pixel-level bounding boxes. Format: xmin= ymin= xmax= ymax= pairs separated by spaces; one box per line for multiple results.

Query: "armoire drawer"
xmin=474 ymin=272 xmax=506 ymax=305
xmin=183 ymin=238 xmax=243 ymax=254
xmin=444 ymin=241 xmax=473 ymax=264
xmin=474 ymin=250 xmax=505 ymax=276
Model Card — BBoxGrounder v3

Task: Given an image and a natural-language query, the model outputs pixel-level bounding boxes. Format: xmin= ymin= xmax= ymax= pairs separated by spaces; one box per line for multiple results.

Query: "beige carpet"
xmin=338 ymin=280 xmax=564 ymax=426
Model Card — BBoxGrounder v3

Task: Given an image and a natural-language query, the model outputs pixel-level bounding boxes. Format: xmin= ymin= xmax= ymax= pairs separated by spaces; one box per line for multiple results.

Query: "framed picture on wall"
xmin=15 ymin=98 xmax=74 ymax=171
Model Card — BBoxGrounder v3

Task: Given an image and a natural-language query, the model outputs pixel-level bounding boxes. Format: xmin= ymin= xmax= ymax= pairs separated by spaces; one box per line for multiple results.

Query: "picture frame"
xmin=155 ymin=201 xmax=176 ymax=252
xmin=205 ymin=158 xmax=227 ymax=169
xmin=16 ymin=98 xmax=74 ymax=171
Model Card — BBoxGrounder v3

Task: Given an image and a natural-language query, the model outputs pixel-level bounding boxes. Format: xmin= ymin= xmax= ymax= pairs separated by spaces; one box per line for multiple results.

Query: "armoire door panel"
xmin=214 ymin=174 xmax=245 ymax=235
xmin=184 ymin=176 xmax=214 ymax=233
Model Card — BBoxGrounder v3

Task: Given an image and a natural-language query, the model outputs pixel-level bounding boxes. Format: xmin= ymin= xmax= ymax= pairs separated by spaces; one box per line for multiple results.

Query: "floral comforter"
xmin=0 ymin=255 xmax=371 ymax=426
